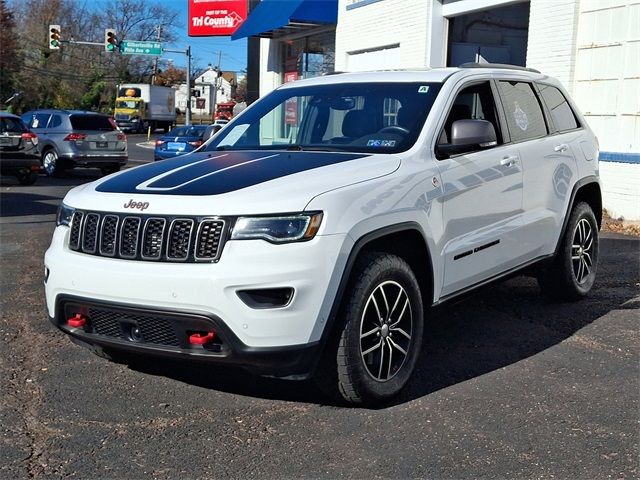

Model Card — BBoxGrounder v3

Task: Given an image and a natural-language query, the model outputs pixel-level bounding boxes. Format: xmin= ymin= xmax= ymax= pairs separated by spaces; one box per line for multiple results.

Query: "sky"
xmin=95 ymin=0 xmax=249 ymax=74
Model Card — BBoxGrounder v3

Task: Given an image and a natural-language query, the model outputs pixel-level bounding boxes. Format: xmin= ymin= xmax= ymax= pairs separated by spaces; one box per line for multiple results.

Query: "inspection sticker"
xmin=367 ymin=139 xmax=396 ymax=147
xmin=418 ymin=86 xmax=429 ymax=93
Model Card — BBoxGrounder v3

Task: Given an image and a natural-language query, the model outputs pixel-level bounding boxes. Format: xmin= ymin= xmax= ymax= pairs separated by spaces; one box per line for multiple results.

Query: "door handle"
xmin=500 ymin=155 xmax=518 ymax=167
xmin=554 ymin=144 xmax=569 ymax=152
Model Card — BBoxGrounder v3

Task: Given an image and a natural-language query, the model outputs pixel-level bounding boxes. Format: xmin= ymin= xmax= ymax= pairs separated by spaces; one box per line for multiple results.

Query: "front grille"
xmin=68 ymin=210 xmax=227 ymax=263
xmin=88 ymin=307 xmax=180 ymax=346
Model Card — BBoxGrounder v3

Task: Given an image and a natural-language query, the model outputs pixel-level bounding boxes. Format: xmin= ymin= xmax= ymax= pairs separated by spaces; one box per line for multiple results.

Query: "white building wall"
xmin=526 ymin=0 xmax=580 ymax=88
xmin=599 ymin=161 xmax=640 ymax=221
xmin=572 ymin=0 xmax=640 ymax=221
xmin=335 ymin=0 xmax=431 ymax=71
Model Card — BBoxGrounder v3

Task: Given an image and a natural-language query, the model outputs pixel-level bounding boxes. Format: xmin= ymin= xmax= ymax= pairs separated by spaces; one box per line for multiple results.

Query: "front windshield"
xmin=116 ymin=100 xmax=140 ymax=109
xmin=204 ymin=82 xmax=441 ymax=153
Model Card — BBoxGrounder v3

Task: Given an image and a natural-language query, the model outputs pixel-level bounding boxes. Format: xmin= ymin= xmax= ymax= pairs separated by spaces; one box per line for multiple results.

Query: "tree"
xmin=155 ymin=65 xmax=186 ymax=87
xmin=0 ymin=0 xmax=20 ymax=107
xmin=7 ymin=0 xmax=179 ymax=112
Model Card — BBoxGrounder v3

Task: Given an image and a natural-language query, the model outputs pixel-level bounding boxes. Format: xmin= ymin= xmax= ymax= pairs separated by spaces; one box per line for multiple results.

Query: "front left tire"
xmin=318 ymin=252 xmax=424 ymax=406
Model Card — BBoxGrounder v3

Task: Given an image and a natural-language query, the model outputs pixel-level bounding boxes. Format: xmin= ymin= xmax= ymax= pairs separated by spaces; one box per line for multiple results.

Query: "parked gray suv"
xmin=21 ymin=109 xmax=128 ymax=176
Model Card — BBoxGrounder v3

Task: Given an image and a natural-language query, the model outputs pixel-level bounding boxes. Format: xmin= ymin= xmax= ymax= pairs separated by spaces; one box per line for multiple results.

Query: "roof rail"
xmin=459 ymin=62 xmax=541 ymax=74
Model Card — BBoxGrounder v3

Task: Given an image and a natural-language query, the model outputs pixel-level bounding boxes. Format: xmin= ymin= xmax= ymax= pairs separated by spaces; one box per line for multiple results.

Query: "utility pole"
xmin=151 ymin=25 xmax=162 ymax=85
xmin=186 ymin=45 xmax=192 ymax=125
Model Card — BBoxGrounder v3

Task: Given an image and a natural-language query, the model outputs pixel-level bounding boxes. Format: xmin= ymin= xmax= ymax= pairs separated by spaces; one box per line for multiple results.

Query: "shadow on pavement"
xmin=122 ymin=234 xmax=639 ymax=408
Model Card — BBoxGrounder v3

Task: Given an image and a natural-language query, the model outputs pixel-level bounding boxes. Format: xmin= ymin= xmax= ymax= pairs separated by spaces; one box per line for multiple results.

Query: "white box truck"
xmin=114 ymin=84 xmax=176 ymax=133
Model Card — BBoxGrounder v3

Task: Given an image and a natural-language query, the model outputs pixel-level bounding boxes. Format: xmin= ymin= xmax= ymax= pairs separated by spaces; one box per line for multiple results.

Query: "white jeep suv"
xmin=45 ymin=64 xmax=601 ymax=405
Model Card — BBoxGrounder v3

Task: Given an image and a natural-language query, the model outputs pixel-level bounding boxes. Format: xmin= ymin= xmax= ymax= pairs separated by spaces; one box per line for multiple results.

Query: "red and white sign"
xmin=284 ymin=71 xmax=299 ymax=125
xmin=188 ymin=0 xmax=247 ymax=37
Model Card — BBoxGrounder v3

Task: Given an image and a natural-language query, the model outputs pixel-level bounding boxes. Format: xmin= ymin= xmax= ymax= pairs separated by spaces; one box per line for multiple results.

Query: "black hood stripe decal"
xmin=96 ymin=150 xmax=369 ymax=196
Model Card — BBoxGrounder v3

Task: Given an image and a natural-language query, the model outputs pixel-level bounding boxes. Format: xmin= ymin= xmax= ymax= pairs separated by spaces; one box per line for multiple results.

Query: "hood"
xmin=65 ymin=150 xmax=401 ymax=215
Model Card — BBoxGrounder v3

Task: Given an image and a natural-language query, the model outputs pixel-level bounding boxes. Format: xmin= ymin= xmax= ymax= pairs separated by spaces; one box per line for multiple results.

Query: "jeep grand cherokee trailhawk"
xmin=45 ymin=64 xmax=601 ymax=405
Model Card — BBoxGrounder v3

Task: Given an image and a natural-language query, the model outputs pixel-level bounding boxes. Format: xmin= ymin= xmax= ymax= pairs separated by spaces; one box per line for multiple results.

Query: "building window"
xmin=346 ymin=0 xmax=385 ymax=11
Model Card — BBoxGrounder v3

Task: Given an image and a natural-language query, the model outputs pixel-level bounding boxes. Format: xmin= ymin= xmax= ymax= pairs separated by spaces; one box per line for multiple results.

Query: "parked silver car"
xmin=21 ymin=109 xmax=128 ymax=176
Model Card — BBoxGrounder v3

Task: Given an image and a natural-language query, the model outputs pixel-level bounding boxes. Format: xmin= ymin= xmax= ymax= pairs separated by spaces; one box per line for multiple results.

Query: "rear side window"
xmin=48 ymin=115 xmax=63 ymax=129
xmin=30 ymin=113 xmax=51 ymax=129
xmin=1 ymin=117 xmax=27 ymax=133
xmin=498 ymin=81 xmax=548 ymax=142
xmin=537 ymin=83 xmax=579 ymax=132
xmin=70 ymin=115 xmax=115 ymax=131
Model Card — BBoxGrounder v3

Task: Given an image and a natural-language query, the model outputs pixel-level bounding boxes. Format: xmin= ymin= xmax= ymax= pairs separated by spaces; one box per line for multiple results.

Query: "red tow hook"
xmin=189 ymin=331 xmax=216 ymax=345
xmin=67 ymin=314 xmax=87 ymax=328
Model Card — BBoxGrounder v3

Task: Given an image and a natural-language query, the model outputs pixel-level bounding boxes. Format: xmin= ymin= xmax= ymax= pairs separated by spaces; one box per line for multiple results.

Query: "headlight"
xmin=56 ymin=203 xmax=75 ymax=227
xmin=231 ymin=212 xmax=323 ymax=243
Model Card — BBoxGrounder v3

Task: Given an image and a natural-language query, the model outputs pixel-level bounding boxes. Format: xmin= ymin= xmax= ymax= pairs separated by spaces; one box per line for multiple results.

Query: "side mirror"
xmin=436 ymin=119 xmax=497 ymax=158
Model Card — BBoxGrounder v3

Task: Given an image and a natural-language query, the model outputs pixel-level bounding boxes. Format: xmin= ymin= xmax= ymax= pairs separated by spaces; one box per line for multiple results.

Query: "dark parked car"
xmin=154 ymin=125 xmax=208 ymax=161
xmin=0 ymin=112 xmax=40 ymax=185
xmin=21 ymin=109 xmax=128 ymax=176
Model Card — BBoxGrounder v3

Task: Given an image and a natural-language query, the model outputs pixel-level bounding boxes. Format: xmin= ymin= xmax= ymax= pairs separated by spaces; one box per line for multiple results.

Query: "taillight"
xmin=64 ymin=133 xmax=87 ymax=141
xmin=188 ymin=140 xmax=202 ymax=147
xmin=117 ymin=133 xmax=127 ymax=141
xmin=155 ymin=140 xmax=165 ymax=146
xmin=21 ymin=132 xmax=38 ymax=145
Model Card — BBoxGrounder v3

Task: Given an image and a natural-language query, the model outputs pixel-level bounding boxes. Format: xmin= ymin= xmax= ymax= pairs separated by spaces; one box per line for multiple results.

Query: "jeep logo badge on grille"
xmin=123 ymin=199 xmax=149 ymax=211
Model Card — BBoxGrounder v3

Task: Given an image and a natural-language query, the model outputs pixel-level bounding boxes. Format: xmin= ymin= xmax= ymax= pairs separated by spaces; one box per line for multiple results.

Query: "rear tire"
xmin=16 ymin=172 xmax=37 ymax=185
xmin=317 ymin=252 xmax=424 ymax=406
xmin=538 ymin=202 xmax=599 ymax=300
xmin=41 ymin=150 xmax=59 ymax=176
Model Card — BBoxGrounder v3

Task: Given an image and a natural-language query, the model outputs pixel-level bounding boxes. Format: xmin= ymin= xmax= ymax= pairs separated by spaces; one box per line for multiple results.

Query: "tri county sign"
xmin=188 ymin=0 xmax=247 ymax=36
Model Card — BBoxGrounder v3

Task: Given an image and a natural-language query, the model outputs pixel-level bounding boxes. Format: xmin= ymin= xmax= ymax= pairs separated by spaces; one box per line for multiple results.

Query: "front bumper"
xmin=50 ymin=295 xmax=320 ymax=377
xmin=45 ymin=227 xmax=350 ymax=349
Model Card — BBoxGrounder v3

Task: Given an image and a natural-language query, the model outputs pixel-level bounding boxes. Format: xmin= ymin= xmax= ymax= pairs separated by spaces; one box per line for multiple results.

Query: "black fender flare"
xmin=554 ymin=175 xmax=601 ymax=256
xmin=310 ymin=222 xmax=435 ymax=373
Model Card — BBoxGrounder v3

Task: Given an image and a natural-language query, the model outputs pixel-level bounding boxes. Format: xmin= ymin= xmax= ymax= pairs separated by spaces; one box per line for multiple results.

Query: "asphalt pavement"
xmin=0 ymin=170 xmax=638 ymax=479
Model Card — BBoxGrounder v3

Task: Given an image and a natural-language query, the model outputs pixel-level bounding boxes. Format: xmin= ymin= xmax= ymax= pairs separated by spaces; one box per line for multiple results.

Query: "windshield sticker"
xmin=217 ymin=124 xmax=250 ymax=147
xmin=32 ymin=119 xmax=39 ymax=128
xmin=367 ymin=139 xmax=396 ymax=147
xmin=513 ymin=102 xmax=529 ymax=131
xmin=418 ymin=86 xmax=429 ymax=93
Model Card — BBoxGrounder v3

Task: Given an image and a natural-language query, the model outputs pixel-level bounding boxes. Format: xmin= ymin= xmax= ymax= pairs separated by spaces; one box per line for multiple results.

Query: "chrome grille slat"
xmin=141 ymin=218 xmax=166 ymax=260
xmin=82 ymin=213 xmax=100 ymax=253
xmin=195 ymin=219 xmax=225 ymax=261
xmin=167 ymin=219 xmax=194 ymax=261
xmin=66 ymin=210 xmax=226 ymax=263
xmin=69 ymin=212 xmax=84 ymax=250
xmin=100 ymin=215 xmax=119 ymax=256
xmin=119 ymin=217 xmax=141 ymax=258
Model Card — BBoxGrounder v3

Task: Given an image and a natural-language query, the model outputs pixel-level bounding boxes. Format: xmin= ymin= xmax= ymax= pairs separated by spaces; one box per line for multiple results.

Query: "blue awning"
xmin=231 ymin=0 xmax=338 ymax=40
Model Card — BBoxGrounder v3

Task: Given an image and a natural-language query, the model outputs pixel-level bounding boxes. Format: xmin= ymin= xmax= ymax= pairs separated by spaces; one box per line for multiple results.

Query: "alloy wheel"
xmin=571 ymin=218 xmax=594 ymax=284
xmin=42 ymin=151 xmax=57 ymax=176
xmin=359 ymin=280 xmax=413 ymax=381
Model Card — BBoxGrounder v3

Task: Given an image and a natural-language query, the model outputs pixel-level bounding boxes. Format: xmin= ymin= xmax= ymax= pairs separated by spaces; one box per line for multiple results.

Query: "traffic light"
xmin=49 ymin=25 xmax=61 ymax=50
xmin=104 ymin=29 xmax=118 ymax=52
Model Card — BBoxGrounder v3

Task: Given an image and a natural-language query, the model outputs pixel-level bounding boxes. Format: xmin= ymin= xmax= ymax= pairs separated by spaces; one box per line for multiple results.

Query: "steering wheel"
xmin=378 ymin=126 xmax=410 ymax=135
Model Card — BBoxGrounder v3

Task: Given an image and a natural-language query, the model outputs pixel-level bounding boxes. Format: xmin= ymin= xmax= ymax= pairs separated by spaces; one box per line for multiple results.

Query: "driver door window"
xmin=438 ymin=82 xmax=503 ymax=147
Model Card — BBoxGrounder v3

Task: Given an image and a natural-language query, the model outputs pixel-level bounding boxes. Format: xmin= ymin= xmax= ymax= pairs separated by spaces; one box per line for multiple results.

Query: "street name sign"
xmin=120 ymin=41 xmax=163 ymax=56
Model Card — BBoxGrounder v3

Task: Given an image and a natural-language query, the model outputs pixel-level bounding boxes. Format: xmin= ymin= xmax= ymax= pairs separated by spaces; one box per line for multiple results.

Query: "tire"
xmin=538 ymin=202 xmax=599 ymax=300
xmin=41 ymin=149 xmax=59 ymax=176
xmin=16 ymin=172 xmax=37 ymax=185
xmin=100 ymin=165 xmax=121 ymax=176
xmin=317 ymin=252 xmax=424 ymax=405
